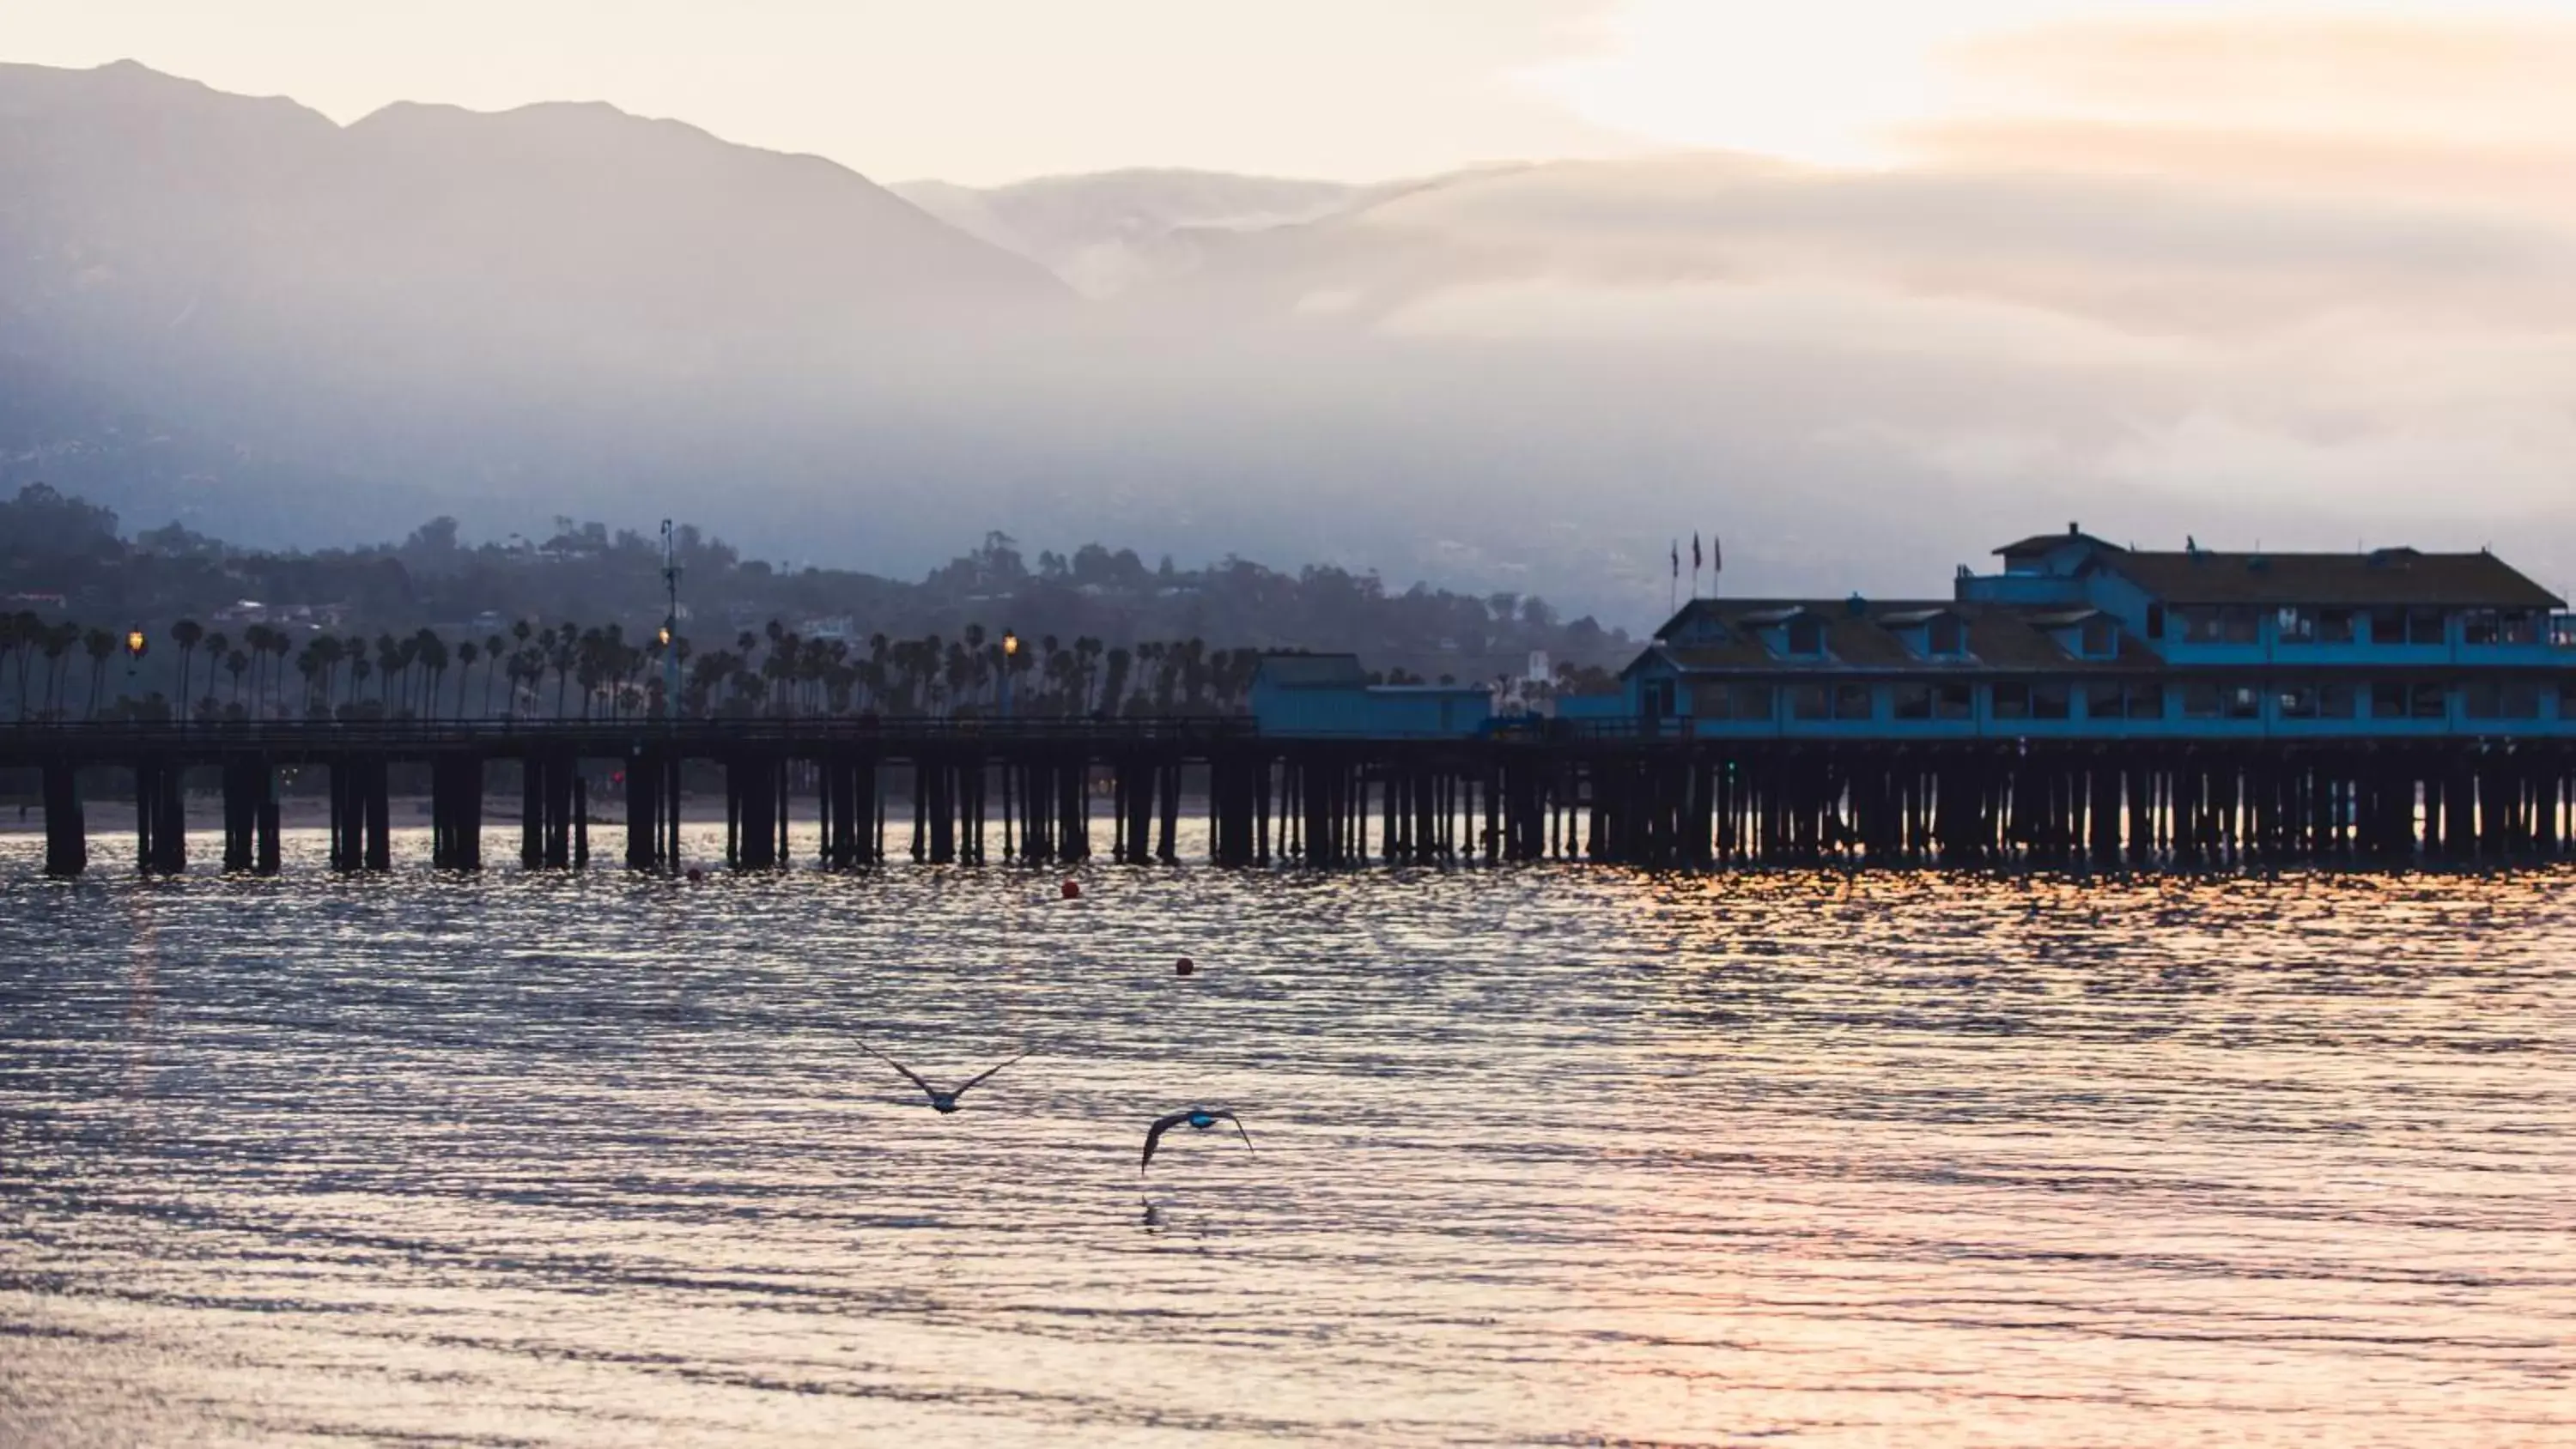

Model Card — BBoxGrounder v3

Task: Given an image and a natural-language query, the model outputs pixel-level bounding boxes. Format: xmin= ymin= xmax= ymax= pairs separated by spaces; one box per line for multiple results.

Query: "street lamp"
xmin=1000 ymin=629 xmax=1018 ymax=719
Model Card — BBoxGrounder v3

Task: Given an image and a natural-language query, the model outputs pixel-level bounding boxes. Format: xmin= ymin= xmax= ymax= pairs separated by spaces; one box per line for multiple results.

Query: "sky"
xmin=14 ymin=0 xmax=2574 ymax=184
xmin=13 ymin=0 xmax=2576 ymax=610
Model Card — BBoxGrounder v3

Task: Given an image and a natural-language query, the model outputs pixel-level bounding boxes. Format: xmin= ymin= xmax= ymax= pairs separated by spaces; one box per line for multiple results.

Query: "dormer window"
xmin=1784 ymin=617 xmax=1824 ymax=656
xmin=1882 ymin=608 xmax=1969 ymax=660
xmin=2030 ymin=608 xmax=2117 ymax=658
xmin=1673 ymin=608 xmax=1730 ymax=645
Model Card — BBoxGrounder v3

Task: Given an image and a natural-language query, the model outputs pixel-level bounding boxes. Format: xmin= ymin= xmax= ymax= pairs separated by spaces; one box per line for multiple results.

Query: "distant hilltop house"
xmin=205 ymin=599 xmax=347 ymax=631
xmin=1606 ymin=525 xmax=2576 ymax=739
xmin=1250 ymin=653 xmax=1495 ymax=738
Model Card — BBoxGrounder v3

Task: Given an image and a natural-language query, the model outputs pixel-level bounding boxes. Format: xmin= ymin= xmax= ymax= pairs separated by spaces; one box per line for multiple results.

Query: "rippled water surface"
xmin=3 ymin=827 xmax=2573 ymax=1446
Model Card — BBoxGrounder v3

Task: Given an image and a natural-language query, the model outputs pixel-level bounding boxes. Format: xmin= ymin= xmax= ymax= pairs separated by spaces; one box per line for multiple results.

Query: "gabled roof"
xmin=1252 ymin=652 xmax=1367 ymax=688
xmin=1995 ymin=528 xmax=2123 ymax=559
xmin=2103 ymin=549 xmax=2561 ymax=608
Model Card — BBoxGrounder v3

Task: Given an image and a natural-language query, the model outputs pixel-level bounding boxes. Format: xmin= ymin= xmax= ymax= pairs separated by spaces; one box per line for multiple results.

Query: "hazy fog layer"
xmin=5 ymin=10 xmax=2573 ymax=627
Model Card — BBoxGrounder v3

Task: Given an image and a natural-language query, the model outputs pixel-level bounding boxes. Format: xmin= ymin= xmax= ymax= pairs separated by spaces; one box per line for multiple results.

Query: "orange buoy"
xmin=1061 ymin=878 xmax=1081 ymax=900
xmin=1175 ymin=957 xmax=1195 ymax=976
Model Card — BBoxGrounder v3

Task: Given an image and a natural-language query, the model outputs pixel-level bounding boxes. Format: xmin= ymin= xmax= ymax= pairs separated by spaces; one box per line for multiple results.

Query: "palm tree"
xmin=413 ymin=629 xmax=447 ymax=718
xmin=455 ymin=641 xmax=478 ymax=718
xmin=295 ymin=644 xmax=325 ymax=717
xmin=549 ymin=625 xmax=578 ymax=717
xmin=171 ymin=619 xmax=204 ymax=718
xmin=223 ymin=648 xmax=250 ymax=709
xmin=0 ymin=614 xmax=19 ymax=720
xmin=81 ymin=627 xmax=114 ymax=718
xmin=483 ymin=635 xmax=506 ymax=715
xmin=265 ymin=629 xmax=293 ymax=718
xmin=39 ymin=624 xmax=76 ymax=718
xmin=199 ymin=633 xmax=229 ymax=717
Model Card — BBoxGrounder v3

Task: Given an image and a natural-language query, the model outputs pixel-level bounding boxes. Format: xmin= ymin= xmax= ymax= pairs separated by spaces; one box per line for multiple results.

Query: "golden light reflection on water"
xmin=2 ymin=828 xmax=2572 ymax=1446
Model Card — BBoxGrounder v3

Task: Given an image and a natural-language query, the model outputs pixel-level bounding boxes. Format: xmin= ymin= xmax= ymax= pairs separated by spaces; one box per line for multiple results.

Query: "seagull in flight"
xmin=859 ymin=1042 xmax=1031 ymax=1113
xmin=1141 ymin=1106 xmax=1253 ymax=1170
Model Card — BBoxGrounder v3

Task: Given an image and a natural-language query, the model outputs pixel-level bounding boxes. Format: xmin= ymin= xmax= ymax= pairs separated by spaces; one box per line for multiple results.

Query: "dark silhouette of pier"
xmin=4 ymin=720 xmax=2573 ymax=876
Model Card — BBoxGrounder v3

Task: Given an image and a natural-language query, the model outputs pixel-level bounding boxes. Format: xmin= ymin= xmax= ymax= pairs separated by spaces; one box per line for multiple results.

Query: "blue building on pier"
xmin=1613 ymin=525 xmax=2576 ymax=739
xmin=1250 ymin=653 xmax=1496 ymax=737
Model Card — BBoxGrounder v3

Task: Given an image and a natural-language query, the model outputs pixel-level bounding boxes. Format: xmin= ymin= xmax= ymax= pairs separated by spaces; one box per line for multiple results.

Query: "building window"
xmin=1790 ymin=684 xmax=1830 ymax=720
xmin=2464 ymin=682 xmax=2542 ymax=719
xmin=2370 ymin=608 xmax=2447 ymax=646
xmin=2319 ymin=682 xmax=2358 ymax=719
xmin=2277 ymin=607 xmax=2356 ymax=645
xmin=2280 ymin=684 xmax=2319 ymax=718
xmin=1893 ymin=684 xmax=1932 ymax=720
xmin=1643 ymin=679 xmax=1677 ymax=718
xmin=2464 ymin=610 xmax=2540 ymax=646
xmin=2146 ymin=603 xmax=2166 ymax=640
xmin=1927 ymin=616 xmax=1965 ymax=656
xmin=1833 ymin=684 xmax=1874 ymax=721
xmin=2126 ymin=683 xmax=2166 ymax=720
xmin=2372 ymin=682 xmax=2448 ymax=719
xmin=2180 ymin=606 xmax=2260 ymax=644
xmin=1784 ymin=618 xmax=1824 ymax=656
xmin=2079 ymin=617 xmax=2116 ymax=658
xmin=2032 ymin=683 xmax=2071 ymax=719
xmin=2082 ymin=682 xmax=2124 ymax=718
xmin=2182 ymin=683 xmax=2260 ymax=719
xmin=1991 ymin=683 xmax=2030 ymax=720
xmin=2562 ymin=679 xmax=2576 ymax=718
xmin=1728 ymin=684 xmax=1776 ymax=721
xmin=1936 ymin=683 xmax=1973 ymax=720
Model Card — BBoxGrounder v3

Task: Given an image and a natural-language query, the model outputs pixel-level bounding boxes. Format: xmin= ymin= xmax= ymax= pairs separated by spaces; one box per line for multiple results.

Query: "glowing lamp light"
xmin=1002 ymin=630 xmax=1019 ymax=658
xmin=125 ymin=628 xmax=148 ymax=659
xmin=658 ymin=624 xmax=673 ymax=647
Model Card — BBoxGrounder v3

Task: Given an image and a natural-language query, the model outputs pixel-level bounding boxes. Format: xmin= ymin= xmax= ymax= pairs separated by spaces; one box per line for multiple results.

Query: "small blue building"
xmin=1250 ymin=653 xmax=1495 ymax=737
xmin=1614 ymin=525 xmax=2576 ymax=740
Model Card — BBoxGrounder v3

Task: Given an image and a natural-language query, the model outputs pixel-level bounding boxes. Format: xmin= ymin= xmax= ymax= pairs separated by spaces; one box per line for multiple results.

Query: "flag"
xmin=1670 ymin=539 xmax=1679 ymax=579
xmin=1692 ymin=533 xmax=1702 ymax=572
xmin=1712 ymin=535 xmax=1722 ymax=573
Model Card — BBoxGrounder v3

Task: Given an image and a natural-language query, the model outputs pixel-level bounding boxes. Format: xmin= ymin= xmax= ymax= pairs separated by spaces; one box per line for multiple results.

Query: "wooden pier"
xmin=4 ymin=721 xmax=2573 ymax=876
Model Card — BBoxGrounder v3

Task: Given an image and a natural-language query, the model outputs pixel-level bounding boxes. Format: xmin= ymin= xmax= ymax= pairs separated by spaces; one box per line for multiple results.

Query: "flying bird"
xmin=1141 ymin=1106 xmax=1253 ymax=1169
xmin=859 ymin=1042 xmax=1031 ymax=1113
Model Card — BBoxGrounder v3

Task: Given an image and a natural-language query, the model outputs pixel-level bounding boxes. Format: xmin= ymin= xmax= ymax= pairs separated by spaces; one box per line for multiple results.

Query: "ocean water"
xmin=2 ymin=828 xmax=2571 ymax=1446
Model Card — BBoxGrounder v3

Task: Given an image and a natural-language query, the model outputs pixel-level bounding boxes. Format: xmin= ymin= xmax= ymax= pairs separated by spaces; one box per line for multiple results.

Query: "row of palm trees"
xmin=0 ymin=611 xmax=1273 ymax=721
